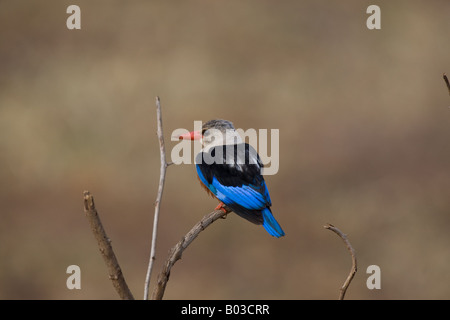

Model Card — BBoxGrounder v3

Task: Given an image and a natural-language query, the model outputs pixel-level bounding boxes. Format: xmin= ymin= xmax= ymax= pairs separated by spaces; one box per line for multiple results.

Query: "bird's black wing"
xmin=195 ymin=143 xmax=272 ymax=225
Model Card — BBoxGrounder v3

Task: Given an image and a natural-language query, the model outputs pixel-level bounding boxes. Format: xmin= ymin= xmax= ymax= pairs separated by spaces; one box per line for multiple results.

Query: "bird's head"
xmin=179 ymin=119 xmax=242 ymax=149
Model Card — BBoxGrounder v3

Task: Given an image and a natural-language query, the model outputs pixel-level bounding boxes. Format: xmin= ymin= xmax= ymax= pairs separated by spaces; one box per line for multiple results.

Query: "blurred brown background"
xmin=0 ymin=0 xmax=449 ymax=299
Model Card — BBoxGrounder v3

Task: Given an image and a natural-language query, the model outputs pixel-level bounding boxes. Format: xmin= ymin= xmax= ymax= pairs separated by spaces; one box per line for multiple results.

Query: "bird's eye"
xmin=203 ymin=129 xmax=210 ymax=136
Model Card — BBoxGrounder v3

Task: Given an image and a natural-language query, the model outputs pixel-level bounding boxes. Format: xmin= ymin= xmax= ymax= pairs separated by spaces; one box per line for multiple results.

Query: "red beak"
xmin=179 ymin=130 xmax=202 ymax=140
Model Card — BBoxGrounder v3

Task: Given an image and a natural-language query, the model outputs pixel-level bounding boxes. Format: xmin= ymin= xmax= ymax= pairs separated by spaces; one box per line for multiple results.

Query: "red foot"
xmin=215 ymin=202 xmax=228 ymax=213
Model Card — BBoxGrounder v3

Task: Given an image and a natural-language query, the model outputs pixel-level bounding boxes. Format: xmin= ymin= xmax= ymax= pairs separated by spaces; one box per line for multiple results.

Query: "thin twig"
xmin=443 ymin=73 xmax=450 ymax=96
xmin=82 ymin=191 xmax=134 ymax=300
xmin=143 ymin=96 xmax=172 ymax=300
xmin=151 ymin=208 xmax=231 ymax=300
xmin=324 ymin=223 xmax=357 ymax=300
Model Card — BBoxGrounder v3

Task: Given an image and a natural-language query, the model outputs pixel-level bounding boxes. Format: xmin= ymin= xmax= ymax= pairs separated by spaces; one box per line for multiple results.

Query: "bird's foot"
xmin=215 ymin=202 xmax=228 ymax=214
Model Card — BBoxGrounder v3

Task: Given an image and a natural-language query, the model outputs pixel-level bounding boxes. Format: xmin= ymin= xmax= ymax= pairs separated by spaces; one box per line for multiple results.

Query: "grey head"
xmin=201 ymin=119 xmax=241 ymax=148
xmin=202 ymin=119 xmax=235 ymax=134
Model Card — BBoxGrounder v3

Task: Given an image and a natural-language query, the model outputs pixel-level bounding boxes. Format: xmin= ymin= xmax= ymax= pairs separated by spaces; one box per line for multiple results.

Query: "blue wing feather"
xmin=212 ymin=177 xmax=267 ymax=210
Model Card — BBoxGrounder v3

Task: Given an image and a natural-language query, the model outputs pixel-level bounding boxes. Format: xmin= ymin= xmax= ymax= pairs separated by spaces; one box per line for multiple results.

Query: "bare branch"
xmin=443 ymin=73 xmax=450 ymax=96
xmin=143 ymin=96 xmax=172 ymax=300
xmin=82 ymin=191 xmax=134 ymax=300
xmin=151 ymin=208 xmax=231 ymax=300
xmin=324 ymin=223 xmax=357 ymax=300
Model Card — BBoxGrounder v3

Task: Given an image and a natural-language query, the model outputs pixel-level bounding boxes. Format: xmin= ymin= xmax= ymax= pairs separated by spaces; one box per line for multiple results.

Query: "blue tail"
xmin=262 ymin=208 xmax=285 ymax=238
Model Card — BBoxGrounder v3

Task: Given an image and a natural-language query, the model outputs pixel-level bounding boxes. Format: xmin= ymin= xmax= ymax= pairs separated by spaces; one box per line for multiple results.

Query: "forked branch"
xmin=143 ymin=96 xmax=173 ymax=300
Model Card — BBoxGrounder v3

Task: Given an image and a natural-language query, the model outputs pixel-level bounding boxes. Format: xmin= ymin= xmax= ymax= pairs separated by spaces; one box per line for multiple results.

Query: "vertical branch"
xmin=143 ymin=96 xmax=172 ymax=300
xmin=83 ymin=191 xmax=134 ymax=300
xmin=324 ymin=223 xmax=357 ymax=300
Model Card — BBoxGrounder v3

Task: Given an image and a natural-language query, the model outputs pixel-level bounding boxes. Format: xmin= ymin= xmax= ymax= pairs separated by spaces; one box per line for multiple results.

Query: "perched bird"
xmin=179 ymin=119 xmax=285 ymax=238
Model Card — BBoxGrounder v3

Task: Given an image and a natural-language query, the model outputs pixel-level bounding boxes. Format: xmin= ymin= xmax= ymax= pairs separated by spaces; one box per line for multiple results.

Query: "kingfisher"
xmin=179 ymin=119 xmax=285 ymax=238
